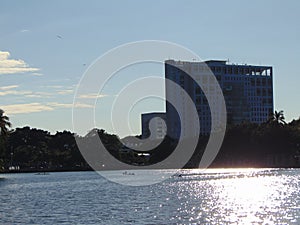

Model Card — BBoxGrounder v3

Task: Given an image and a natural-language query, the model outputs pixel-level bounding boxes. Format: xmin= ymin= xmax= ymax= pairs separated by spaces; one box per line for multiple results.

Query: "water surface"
xmin=0 ymin=168 xmax=299 ymax=224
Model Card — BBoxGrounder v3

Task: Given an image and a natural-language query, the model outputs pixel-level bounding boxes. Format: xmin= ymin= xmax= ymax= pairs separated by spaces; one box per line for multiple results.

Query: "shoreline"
xmin=1 ymin=166 xmax=299 ymax=174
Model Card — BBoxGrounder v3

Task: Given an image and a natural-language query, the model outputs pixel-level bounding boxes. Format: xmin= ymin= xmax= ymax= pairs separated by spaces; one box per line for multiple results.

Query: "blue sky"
xmin=1 ymin=0 xmax=300 ymax=137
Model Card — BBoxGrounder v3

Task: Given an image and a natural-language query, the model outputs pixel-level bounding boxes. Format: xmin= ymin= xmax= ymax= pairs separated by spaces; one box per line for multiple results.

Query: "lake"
xmin=0 ymin=168 xmax=299 ymax=224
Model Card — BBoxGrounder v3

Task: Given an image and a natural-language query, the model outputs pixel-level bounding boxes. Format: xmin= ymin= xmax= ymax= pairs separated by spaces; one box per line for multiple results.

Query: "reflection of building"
xmin=165 ymin=59 xmax=273 ymax=139
xmin=141 ymin=112 xmax=167 ymax=139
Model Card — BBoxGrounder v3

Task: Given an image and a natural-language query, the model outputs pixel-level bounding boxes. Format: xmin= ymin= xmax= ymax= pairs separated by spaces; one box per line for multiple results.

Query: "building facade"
xmin=141 ymin=112 xmax=167 ymax=140
xmin=165 ymin=59 xmax=273 ymax=139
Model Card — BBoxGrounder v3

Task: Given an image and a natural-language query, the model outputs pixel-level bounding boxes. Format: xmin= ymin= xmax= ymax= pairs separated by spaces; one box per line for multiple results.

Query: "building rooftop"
xmin=165 ymin=59 xmax=272 ymax=69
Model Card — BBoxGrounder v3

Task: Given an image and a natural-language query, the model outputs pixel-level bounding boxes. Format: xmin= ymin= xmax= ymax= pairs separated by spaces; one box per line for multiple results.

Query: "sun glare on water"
xmin=173 ymin=168 xmax=297 ymax=224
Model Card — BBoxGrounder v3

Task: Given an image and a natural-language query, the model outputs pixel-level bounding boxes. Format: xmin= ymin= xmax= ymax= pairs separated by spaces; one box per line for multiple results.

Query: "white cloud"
xmin=40 ymin=85 xmax=76 ymax=94
xmin=0 ymin=85 xmax=76 ymax=98
xmin=47 ymin=102 xmax=93 ymax=108
xmin=78 ymin=93 xmax=107 ymax=99
xmin=0 ymin=51 xmax=40 ymax=75
xmin=0 ymin=90 xmax=32 ymax=97
xmin=2 ymin=101 xmax=93 ymax=115
xmin=24 ymin=92 xmax=52 ymax=98
xmin=73 ymin=103 xmax=94 ymax=108
xmin=42 ymin=85 xmax=64 ymax=89
xmin=32 ymin=72 xmax=43 ymax=76
xmin=47 ymin=102 xmax=73 ymax=108
xmin=0 ymin=52 xmax=10 ymax=60
xmin=3 ymin=103 xmax=54 ymax=115
xmin=0 ymin=85 xmax=27 ymax=96
xmin=0 ymin=86 xmax=52 ymax=98
xmin=0 ymin=85 xmax=19 ymax=90
xmin=57 ymin=89 xmax=74 ymax=95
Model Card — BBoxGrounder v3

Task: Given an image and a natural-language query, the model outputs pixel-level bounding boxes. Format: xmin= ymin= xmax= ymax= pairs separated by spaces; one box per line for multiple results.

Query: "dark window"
xmin=268 ymin=89 xmax=272 ymax=95
xmin=256 ymin=89 xmax=261 ymax=96
xmin=268 ymin=108 xmax=273 ymax=114
xmin=257 ymin=78 xmax=261 ymax=86
xmin=240 ymin=68 xmax=244 ymax=74
xmin=267 ymin=78 xmax=272 ymax=86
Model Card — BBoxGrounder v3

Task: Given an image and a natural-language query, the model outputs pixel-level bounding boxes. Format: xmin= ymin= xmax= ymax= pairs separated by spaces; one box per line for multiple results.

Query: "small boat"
xmin=122 ymin=171 xmax=135 ymax=176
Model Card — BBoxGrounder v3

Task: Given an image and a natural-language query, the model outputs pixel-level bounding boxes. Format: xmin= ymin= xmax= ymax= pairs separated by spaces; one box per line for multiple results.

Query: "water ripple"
xmin=0 ymin=169 xmax=299 ymax=224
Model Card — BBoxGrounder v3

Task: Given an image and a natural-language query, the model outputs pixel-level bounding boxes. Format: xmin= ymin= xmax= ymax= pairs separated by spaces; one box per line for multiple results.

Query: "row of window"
xmin=251 ymin=78 xmax=272 ymax=86
xmin=180 ymin=75 xmax=272 ymax=89
xmin=252 ymin=107 xmax=272 ymax=112
xmin=256 ymin=89 xmax=273 ymax=96
xmin=193 ymin=86 xmax=272 ymax=97
xmin=251 ymin=118 xmax=268 ymax=123
xmin=192 ymin=65 xmax=272 ymax=76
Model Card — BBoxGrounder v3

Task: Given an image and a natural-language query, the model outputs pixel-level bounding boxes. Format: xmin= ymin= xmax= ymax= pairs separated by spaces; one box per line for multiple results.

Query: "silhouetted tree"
xmin=1 ymin=112 xmax=300 ymax=172
xmin=269 ymin=110 xmax=287 ymax=125
xmin=0 ymin=109 xmax=11 ymax=137
xmin=0 ymin=109 xmax=11 ymax=170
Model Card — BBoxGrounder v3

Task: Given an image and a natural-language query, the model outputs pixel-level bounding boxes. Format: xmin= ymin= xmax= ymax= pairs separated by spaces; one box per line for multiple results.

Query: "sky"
xmin=1 ymin=0 xmax=300 ymax=137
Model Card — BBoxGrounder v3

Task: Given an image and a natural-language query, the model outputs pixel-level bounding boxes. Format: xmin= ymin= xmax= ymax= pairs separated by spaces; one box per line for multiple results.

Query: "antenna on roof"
xmin=227 ymin=58 xmax=230 ymax=64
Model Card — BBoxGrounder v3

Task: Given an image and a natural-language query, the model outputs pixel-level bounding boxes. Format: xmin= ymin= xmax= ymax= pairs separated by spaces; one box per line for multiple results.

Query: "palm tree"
xmin=269 ymin=110 xmax=287 ymax=125
xmin=0 ymin=109 xmax=11 ymax=171
xmin=0 ymin=109 xmax=11 ymax=137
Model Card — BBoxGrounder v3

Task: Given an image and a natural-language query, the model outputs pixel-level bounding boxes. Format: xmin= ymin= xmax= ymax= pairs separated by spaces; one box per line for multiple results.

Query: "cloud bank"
xmin=3 ymin=103 xmax=54 ymax=114
xmin=0 ymin=85 xmax=51 ymax=98
xmin=78 ymin=93 xmax=107 ymax=99
xmin=0 ymin=51 xmax=40 ymax=75
xmin=2 ymin=102 xmax=93 ymax=115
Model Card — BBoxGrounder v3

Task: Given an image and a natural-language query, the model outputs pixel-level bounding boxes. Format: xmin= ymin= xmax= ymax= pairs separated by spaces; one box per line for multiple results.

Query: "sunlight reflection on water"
xmin=170 ymin=168 xmax=300 ymax=224
xmin=0 ymin=169 xmax=299 ymax=224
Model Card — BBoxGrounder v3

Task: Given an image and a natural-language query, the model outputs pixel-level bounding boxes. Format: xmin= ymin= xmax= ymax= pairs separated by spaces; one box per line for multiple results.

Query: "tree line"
xmin=0 ymin=109 xmax=300 ymax=172
xmin=185 ymin=111 xmax=300 ymax=168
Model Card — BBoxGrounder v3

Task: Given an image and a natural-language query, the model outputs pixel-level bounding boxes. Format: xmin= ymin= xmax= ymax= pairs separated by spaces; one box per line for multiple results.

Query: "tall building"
xmin=165 ymin=59 xmax=273 ymax=139
xmin=141 ymin=112 xmax=167 ymax=140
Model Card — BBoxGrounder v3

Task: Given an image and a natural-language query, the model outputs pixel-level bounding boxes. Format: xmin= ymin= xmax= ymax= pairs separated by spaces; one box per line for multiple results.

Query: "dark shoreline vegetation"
xmin=1 ymin=109 xmax=300 ymax=173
